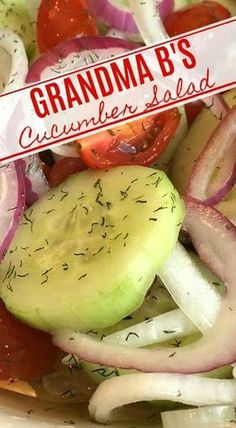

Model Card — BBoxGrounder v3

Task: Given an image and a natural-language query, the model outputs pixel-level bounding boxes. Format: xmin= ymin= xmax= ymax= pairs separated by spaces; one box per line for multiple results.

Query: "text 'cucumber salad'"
xmin=0 ymin=0 xmax=236 ymax=427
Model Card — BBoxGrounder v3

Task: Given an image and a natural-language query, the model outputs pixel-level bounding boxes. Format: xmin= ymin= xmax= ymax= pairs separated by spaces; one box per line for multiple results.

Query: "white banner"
xmin=0 ymin=18 xmax=236 ymax=162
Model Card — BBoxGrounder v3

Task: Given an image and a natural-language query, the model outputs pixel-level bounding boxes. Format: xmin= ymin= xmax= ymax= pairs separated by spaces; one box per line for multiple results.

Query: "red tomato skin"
xmin=164 ymin=1 xmax=230 ymax=36
xmin=0 ymin=302 xmax=57 ymax=382
xmin=49 ymin=157 xmax=87 ymax=187
xmin=185 ymin=100 xmax=204 ymax=126
xmin=77 ymin=109 xmax=180 ymax=169
xmin=37 ymin=0 xmax=98 ymax=53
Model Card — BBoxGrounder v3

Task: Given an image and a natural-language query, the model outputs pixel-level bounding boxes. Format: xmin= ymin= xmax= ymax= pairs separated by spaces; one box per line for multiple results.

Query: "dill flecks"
xmin=78 ymin=273 xmax=88 ymax=281
xmin=93 ymin=247 xmax=104 ymax=256
xmin=60 ymin=188 xmax=69 ymax=201
xmin=23 ymin=212 xmax=34 ymax=232
xmin=91 ymin=367 xmax=116 ymax=378
xmin=125 ymin=332 xmax=140 ymax=341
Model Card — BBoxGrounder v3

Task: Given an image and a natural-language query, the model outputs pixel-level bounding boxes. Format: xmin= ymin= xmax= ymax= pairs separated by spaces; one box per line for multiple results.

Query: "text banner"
xmin=0 ymin=18 xmax=236 ymax=162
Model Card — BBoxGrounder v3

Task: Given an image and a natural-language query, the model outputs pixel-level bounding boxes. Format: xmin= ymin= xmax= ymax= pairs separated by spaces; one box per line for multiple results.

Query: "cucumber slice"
xmin=104 ymin=277 xmax=178 ymax=336
xmin=0 ymin=0 xmax=37 ymax=60
xmin=0 ymin=166 xmax=184 ymax=332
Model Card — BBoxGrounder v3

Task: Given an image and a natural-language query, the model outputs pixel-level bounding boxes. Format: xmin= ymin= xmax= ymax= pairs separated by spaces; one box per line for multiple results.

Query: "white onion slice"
xmin=0 ymin=29 xmax=28 ymax=94
xmin=128 ymin=0 xmax=167 ymax=45
xmin=53 ymin=199 xmax=236 ymax=374
xmin=50 ymin=143 xmax=79 ymax=159
xmin=0 ymin=162 xmax=25 ymax=262
xmin=0 ymin=30 xmax=28 ymax=142
xmin=104 ymin=308 xmax=196 ymax=347
xmin=62 ymin=308 xmax=197 ymax=370
xmin=233 ymin=366 xmax=236 ymax=379
xmin=161 ymin=405 xmax=236 ymax=428
xmin=27 ymin=37 xmax=136 ymax=83
xmin=89 ymin=373 xmax=236 ymax=423
xmin=159 ymin=242 xmax=221 ymax=333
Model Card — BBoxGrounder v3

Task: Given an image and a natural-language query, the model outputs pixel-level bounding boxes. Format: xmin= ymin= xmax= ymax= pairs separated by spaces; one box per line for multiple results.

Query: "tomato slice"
xmin=164 ymin=1 xmax=230 ymax=36
xmin=0 ymin=301 xmax=57 ymax=382
xmin=49 ymin=157 xmax=87 ymax=187
xmin=77 ymin=109 xmax=180 ymax=169
xmin=37 ymin=0 xmax=98 ymax=53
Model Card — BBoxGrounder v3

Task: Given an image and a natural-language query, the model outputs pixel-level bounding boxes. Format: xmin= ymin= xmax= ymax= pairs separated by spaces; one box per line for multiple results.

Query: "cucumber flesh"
xmin=103 ymin=277 xmax=178 ymax=336
xmin=0 ymin=166 xmax=184 ymax=332
xmin=171 ymin=89 xmax=236 ymax=194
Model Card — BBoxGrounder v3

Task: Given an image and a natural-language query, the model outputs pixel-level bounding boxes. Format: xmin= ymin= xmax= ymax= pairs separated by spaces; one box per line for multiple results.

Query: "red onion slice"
xmin=203 ymin=94 xmax=229 ymax=122
xmin=17 ymin=155 xmax=49 ymax=206
xmin=53 ymin=199 xmax=236 ymax=374
xmin=207 ymin=150 xmax=236 ymax=205
xmin=89 ymin=373 xmax=236 ymax=423
xmin=26 ymin=37 xmax=137 ymax=83
xmin=186 ymin=107 xmax=236 ymax=205
xmin=88 ymin=0 xmax=173 ymax=37
xmin=88 ymin=0 xmax=138 ymax=34
xmin=0 ymin=162 xmax=25 ymax=262
xmin=89 ymin=0 xmax=174 ymax=34
xmin=159 ymin=0 xmax=174 ymax=20
xmin=61 ymin=308 xmax=196 ymax=367
xmin=216 ymin=185 xmax=236 ymax=226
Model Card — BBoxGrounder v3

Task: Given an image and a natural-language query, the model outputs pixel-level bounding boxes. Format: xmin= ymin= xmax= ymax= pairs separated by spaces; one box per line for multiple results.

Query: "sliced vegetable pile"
xmin=0 ymin=0 xmax=235 ymax=427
